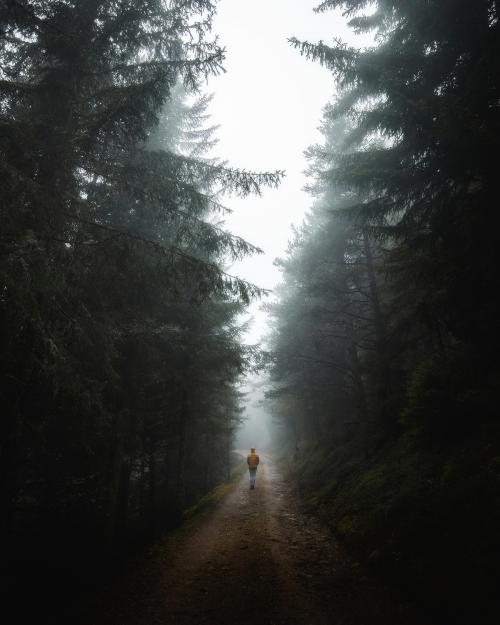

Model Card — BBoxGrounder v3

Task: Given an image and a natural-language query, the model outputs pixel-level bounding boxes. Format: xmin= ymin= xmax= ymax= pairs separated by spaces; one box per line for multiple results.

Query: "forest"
xmin=1 ymin=0 xmax=281 ymax=583
xmin=266 ymin=1 xmax=500 ymax=622
xmin=1 ymin=1 xmax=499 ymax=624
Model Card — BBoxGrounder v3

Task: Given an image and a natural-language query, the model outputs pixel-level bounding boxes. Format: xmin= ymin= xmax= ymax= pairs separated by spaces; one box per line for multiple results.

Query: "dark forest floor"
xmin=81 ymin=454 xmax=429 ymax=625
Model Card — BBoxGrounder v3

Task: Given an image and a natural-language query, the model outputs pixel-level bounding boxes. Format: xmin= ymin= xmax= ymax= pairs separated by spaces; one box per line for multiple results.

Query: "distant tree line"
xmin=267 ymin=1 xmax=500 ymax=622
xmin=0 ymin=0 xmax=281 ymax=570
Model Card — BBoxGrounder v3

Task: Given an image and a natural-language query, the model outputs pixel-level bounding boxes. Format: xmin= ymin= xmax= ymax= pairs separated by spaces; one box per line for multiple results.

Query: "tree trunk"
xmin=311 ymin=397 xmax=323 ymax=443
xmin=176 ymin=389 xmax=188 ymax=509
xmin=362 ymin=233 xmax=385 ymax=352
xmin=106 ymin=412 xmax=128 ymax=554
xmin=225 ymin=427 xmax=231 ymax=482
xmin=148 ymin=443 xmax=156 ymax=524
xmin=362 ymin=233 xmax=394 ymax=428
xmin=346 ymin=323 xmax=368 ymax=422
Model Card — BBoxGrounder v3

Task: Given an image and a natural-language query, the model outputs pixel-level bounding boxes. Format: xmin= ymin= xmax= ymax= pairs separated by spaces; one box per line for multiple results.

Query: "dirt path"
xmin=90 ymin=454 xmax=422 ymax=625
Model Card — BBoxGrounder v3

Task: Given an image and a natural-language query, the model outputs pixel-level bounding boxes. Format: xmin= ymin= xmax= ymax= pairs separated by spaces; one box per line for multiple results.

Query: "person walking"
xmin=247 ymin=447 xmax=260 ymax=490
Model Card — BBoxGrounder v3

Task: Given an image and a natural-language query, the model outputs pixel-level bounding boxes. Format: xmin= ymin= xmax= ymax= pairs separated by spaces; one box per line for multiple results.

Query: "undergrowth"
xmin=277 ymin=432 xmax=500 ymax=625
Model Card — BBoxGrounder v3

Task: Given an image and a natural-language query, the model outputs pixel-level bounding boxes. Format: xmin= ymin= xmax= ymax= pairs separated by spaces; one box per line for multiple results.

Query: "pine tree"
xmin=0 ymin=0 xmax=282 ymax=565
xmin=290 ymin=0 xmax=500 ymax=429
xmin=267 ymin=5 xmax=500 ymax=620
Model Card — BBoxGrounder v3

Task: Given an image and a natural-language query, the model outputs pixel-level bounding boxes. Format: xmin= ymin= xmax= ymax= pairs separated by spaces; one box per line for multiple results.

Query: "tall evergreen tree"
xmin=267 ymin=3 xmax=500 ymax=622
xmin=0 ymin=0 xmax=282 ymax=569
xmin=290 ymin=0 xmax=500 ymax=429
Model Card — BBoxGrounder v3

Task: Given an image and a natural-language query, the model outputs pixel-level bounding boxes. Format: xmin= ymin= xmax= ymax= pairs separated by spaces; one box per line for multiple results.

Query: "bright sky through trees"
xmin=208 ymin=0 xmax=372 ymax=343
xmin=4 ymin=3 xmax=499 ymax=620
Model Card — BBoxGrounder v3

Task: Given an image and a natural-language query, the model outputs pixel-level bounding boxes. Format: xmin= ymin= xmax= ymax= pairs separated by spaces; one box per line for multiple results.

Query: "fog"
xmin=4 ymin=2 xmax=496 ymax=620
xmin=207 ymin=0 xmax=372 ymax=446
xmin=208 ymin=0 xmax=372 ymax=343
xmin=234 ymin=375 xmax=271 ymax=451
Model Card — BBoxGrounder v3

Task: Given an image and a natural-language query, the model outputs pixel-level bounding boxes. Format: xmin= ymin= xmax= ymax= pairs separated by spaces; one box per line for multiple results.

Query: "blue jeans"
xmin=249 ymin=468 xmax=257 ymax=487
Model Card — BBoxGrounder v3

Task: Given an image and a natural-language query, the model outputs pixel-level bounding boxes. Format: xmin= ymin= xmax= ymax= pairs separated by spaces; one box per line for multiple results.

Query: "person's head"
xmin=250 ymin=447 xmax=255 ymax=453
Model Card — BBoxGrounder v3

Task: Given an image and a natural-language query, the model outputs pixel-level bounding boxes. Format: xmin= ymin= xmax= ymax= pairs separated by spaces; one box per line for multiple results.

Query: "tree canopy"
xmin=0 ymin=0 xmax=282 ymax=569
xmin=267 ymin=2 xmax=500 ymax=622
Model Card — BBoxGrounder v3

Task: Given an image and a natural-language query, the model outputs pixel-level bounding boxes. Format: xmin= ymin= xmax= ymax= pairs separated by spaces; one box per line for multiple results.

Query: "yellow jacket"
xmin=247 ymin=452 xmax=260 ymax=470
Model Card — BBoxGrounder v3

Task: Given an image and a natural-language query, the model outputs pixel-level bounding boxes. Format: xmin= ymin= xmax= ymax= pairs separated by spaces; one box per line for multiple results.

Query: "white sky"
xmin=207 ymin=0 xmax=370 ymax=344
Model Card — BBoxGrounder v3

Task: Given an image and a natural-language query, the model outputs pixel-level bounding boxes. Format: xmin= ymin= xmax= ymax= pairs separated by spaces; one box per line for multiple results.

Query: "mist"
xmin=235 ymin=377 xmax=271 ymax=452
xmin=2 ymin=1 xmax=499 ymax=624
